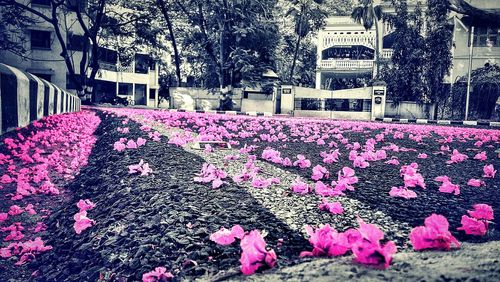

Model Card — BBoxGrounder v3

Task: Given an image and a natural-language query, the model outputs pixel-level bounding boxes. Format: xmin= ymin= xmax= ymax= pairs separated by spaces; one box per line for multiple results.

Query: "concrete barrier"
xmin=0 ymin=63 xmax=81 ymax=134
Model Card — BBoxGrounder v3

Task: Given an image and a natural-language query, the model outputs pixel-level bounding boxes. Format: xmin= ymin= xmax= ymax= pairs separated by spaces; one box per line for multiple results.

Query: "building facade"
xmin=316 ymin=0 xmax=500 ymax=90
xmin=0 ymin=0 xmax=159 ymax=107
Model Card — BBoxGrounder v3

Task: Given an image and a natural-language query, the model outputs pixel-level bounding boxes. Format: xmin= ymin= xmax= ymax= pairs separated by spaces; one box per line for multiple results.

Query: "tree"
xmin=351 ymin=0 xmax=383 ymax=76
xmin=446 ymin=0 xmax=500 ymax=26
xmin=380 ymin=0 xmax=426 ymax=103
xmin=286 ymin=0 xmax=328 ymax=83
xmin=425 ymin=0 xmax=452 ymax=119
xmin=174 ymin=0 xmax=280 ymax=91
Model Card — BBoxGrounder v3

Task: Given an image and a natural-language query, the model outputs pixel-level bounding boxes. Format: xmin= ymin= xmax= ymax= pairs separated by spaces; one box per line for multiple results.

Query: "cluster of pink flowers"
xmin=311 ymin=165 xmax=329 ymax=181
xmin=240 ymin=230 xmax=277 ymax=275
xmin=446 ymin=149 xmax=468 ymax=164
xmin=400 ymin=163 xmax=426 ymax=189
xmin=142 ymin=267 xmax=174 ymax=282
xmin=128 ymin=159 xmax=153 ymax=176
xmin=0 ymin=111 xmax=100 ymax=267
xmin=291 ymin=177 xmax=311 ymax=194
xmin=483 ymin=164 xmax=496 ymax=178
xmin=435 ymin=176 xmax=460 ymax=195
xmin=73 ymin=199 xmax=96 ymax=234
xmin=320 ymin=149 xmax=340 ymax=164
xmin=194 ymin=163 xmax=227 ymax=188
xmin=0 ymin=237 xmax=52 ymax=266
xmin=210 ymin=225 xmax=245 ymax=245
xmin=293 ymin=154 xmax=311 ymax=169
xmin=113 ymin=137 xmax=147 ymax=152
xmin=209 ymin=225 xmax=277 ymax=275
xmin=300 ymin=219 xmax=397 ymax=269
xmin=410 ymin=214 xmax=460 ymax=251
xmin=318 ymin=199 xmax=344 ymax=214
xmin=332 ymin=167 xmax=358 ymax=192
xmin=457 ymin=204 xmax=494 ymax=236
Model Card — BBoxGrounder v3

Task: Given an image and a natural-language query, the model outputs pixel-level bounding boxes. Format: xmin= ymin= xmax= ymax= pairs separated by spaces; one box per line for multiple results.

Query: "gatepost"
xmin=371 ymin=81 xmax=387 ymax=120
xmin=280 ymin=85 xmax=294 ymax=115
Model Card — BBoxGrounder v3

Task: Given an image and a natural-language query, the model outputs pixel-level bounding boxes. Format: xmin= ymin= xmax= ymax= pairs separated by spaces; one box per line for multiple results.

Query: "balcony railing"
xmin=381 ymin=49 xmax=394 ymax=59
xmin=320 ymin=60 xmax=374 ymax=70
xmin=98 ymin=61 xmax=135 ymax=73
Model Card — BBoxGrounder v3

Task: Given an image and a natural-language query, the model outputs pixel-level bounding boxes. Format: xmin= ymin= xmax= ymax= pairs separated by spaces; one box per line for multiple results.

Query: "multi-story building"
xmin=316 ymin=0 xmax=500 ymax=90
xmin=0 ymin=0 xmax=159 ymax=107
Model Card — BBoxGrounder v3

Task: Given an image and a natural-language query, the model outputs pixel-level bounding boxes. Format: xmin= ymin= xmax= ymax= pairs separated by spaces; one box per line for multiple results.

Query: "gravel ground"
xmin=2 ymin=108 xmax=498 ymax=281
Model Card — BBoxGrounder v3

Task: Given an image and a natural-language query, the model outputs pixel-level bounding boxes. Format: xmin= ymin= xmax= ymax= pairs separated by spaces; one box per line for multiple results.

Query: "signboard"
xmin=282 ymin=88 xmax=292 ymax=94
xmin=374 ymin=89 xmax=385 ymax=96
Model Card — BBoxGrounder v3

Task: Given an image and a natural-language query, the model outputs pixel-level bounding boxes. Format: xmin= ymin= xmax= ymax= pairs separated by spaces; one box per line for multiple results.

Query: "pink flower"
xmin=142 ymin=267 xmax=174 ymax=282
xmin=77 ymin=199 xmax=96 ymax=212
xmin=137 ymin=137 xmax=147 ymax=147
xmin=0 ymin=213 xmax=8 ymax=223
xmin=311 ymin=165 xmax=329 ymax=181
xmin=24 ymin=204 xmax=37 ymax=215
xmin=34 ymin=222 xmax=47 ymax=233
xmin=434 ymin=176 xmax=450 ymax=183
xmin=417 ymin=153 xmax=428 ymax=159
xmin=126 ymin=140 xmax=138 ymax=149
xmin=409 ymin=214 xmax=460 ymax=251
xmin=299 ymin=224 xmax=350 ymax=258
xmin=73 ymin=211 xmax=95 ymax=234
xmin=291 ymin=178 xmax=310 ymax=194
xmin=251 ymin=176 xmax=271 ymax=189
xmin=439 ymin=181 xmax=460 ymax=195
xmin=240 ymin=230 xmax=277 ymax=275
xmin=204 ymin=144 xmax=213 ymax=153
xmin=318 ymin=199 xmax=344 ymax=214
xmin=314 ymin=181 xmax=340 ymax=197
xmin=467 ymin=179 xmax=485 ymax=187
xmin=385 ymin=159 xmax=400 ymax=165
xmin=389 ymin=186 xmax=417 ymax=199
xmin=468 ymin=204 xmax=494 ymax=221
xmin=332 ymin=167 xmax=358 ymax=192
xmin=0 ymin=174 xmax=13 ymax=184
xmin=210 ymin=225 xmax=245 ymax=245
xmin=353 ymin=156 xmax=369 ymax=169
xmin=483 ymin=164 xmax=496 ymax=178
xmin=446 ymin=149 xmax=468 ymax=164
xmin=473 ymin=151 xmax=487 ymax=161
xmin=293 ymin=154 xmax=311 ymax=169
xmin=224 ymin=154 xmax=240 ymax=161
xmin=457 ymin=215 xmax=488 ymax=236
xmin=128 ymin=160 xmax=153 ymax=176
xmin=194 ymin=163 xmax=227 ymax=188
xmin=8 ymin=205 xmax=23 ymax=216
xmin=350 ymin=219 xmax=397 ymax=269
xmin=321 ymin=149 xmax=340 ymax=164
xmin=113 ymin=141 xmax=126 ymax=152
xmin=282 ymin=157 xmax=293 ymax=167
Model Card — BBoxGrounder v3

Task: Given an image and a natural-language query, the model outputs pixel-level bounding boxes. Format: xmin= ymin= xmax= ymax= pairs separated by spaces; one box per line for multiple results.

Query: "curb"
xmin=374 ymin=117 xmax=500 ymax=127
xmin=172 ymin=109 xmax=273 ymax=117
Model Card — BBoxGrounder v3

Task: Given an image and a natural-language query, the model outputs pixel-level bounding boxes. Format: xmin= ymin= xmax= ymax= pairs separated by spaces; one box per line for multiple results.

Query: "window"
xmin=67 ymin=34 xmax=88 ymax=51
xmin=32 ymin=0 xmax=51 ymax=6
xmin=31 ymin=30 xmax=51 ymax=50
xmin=135 ymin=54 xmax=150 ymax=74
xmin=473 ymin=27 xmax=499 ymax=47
xmin=149 ymin=89 xmax=156 ymax=100
xmin=118 ymin=83 xmax=133 ymax=96
xmin=98 ymin=47 xmax=118 ymax=64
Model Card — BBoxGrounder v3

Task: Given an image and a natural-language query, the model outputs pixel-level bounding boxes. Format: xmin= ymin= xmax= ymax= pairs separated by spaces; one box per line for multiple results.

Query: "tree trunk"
xmin=372 ymin=4 xmax=381 ymax=77
xmin=157 ymin=0 xmax=181 ymax=87
xmin=289 ymin=8 xmax=304 ymax=84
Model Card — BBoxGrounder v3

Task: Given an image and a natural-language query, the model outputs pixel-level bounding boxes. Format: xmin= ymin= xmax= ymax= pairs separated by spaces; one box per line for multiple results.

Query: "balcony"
xmin=320 ymin=60 xmax=374 ymax=70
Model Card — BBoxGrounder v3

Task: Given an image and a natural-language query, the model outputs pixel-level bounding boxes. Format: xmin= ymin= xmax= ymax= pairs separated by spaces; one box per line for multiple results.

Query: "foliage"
xmin=425 ymin=0 xmax=453 ymax=114
xmin=380 ymin=0 xmax=427 ymax=103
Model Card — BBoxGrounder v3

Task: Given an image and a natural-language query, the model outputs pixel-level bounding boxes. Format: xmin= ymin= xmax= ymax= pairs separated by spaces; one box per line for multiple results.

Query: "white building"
xmin=0 ymin=0 xmax=159 ymax=107
xmin=316 ymin=0 xmax=500 ymax=90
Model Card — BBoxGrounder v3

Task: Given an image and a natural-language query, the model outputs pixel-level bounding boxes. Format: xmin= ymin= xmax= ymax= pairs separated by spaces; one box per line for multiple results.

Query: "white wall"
xmin=385 ymin=100 xmax=436 ymax=119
